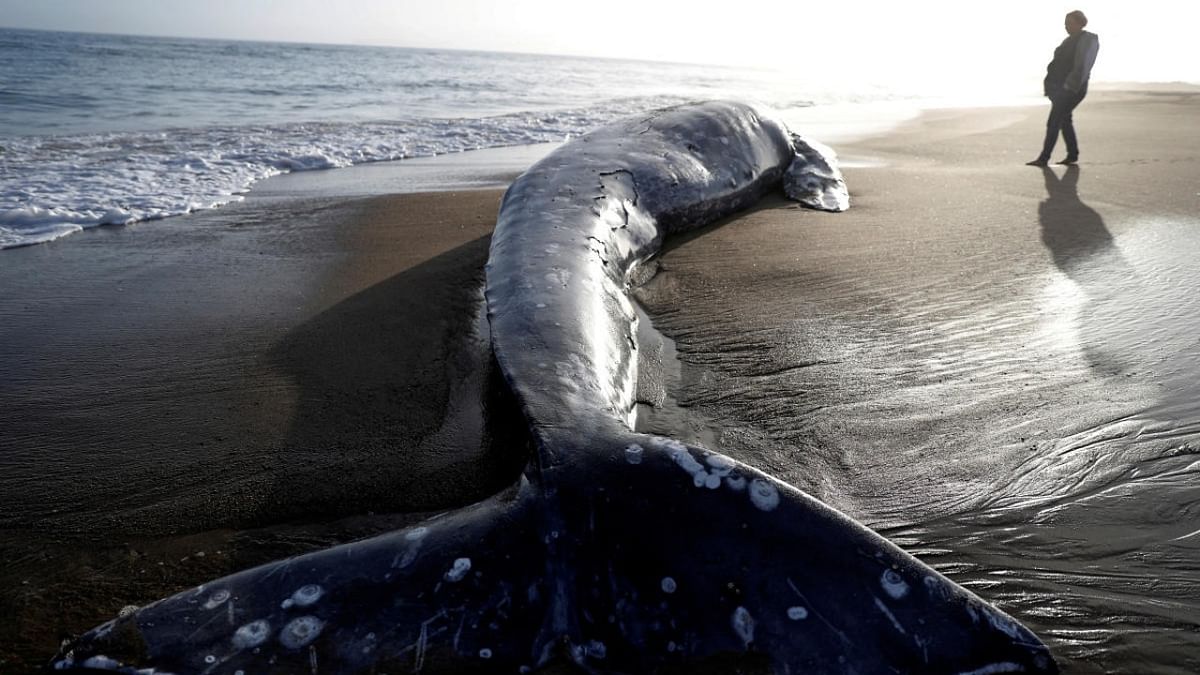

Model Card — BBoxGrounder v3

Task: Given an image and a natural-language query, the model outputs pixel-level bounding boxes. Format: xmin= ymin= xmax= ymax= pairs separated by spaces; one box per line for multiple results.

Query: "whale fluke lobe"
xmin=53 ymin=481 xmax=553 ymax=673
xmin=54 ymin=101 xmax=1057 ymax=674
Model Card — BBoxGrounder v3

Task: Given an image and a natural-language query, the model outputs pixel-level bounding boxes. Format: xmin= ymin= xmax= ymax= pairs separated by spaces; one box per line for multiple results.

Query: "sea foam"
xmin=0 ymin=99 xmax=689 ymax=249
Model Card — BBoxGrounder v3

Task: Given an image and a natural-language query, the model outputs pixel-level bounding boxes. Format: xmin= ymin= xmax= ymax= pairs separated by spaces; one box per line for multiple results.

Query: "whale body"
xmin=53 ymin=101 xmax=1056 ymax=674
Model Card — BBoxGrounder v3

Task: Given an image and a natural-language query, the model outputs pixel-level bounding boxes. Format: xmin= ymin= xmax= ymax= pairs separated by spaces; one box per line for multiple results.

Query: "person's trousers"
xmin=1038 ymin=88 xmax=1088 ymax=161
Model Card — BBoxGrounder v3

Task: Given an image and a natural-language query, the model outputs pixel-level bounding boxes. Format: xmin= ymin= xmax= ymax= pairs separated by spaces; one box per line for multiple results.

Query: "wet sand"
xmin=0 ymin=190 xmax=527 ymax=668
xmin=636 ymin=90 xmax=1200 ymax=673
xmin=2 ymin=91 xmax=1199 ymax=671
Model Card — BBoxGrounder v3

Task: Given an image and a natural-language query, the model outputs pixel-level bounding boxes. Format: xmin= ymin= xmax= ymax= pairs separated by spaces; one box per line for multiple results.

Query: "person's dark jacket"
xmin=1044 ymin=30 xmax=1100 ymax=97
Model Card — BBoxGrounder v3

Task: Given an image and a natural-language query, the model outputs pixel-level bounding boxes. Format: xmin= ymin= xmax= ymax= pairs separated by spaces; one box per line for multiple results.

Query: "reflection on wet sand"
xmin=944 ymin=166 xmax=1200 ymax=673
xmin=1037 ymin=165 xmax=1137 ymax=375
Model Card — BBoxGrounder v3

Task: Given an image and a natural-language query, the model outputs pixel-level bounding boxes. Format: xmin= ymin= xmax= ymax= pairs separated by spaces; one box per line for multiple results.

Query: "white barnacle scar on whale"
xmin=53 ymin=101 xmax=1057 ymax=675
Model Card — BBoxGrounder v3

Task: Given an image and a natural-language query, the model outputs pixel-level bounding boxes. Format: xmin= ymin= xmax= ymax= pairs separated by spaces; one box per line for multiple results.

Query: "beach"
xmin=2 ymin=90 xmax=1199 ymax=672
xmin=0 ymin=185 xmax=529 ymax=667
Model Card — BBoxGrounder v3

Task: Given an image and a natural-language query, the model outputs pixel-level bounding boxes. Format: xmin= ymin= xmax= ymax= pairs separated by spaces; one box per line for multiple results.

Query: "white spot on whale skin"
xmin=479 ymin=648 xmax=493 ymax=659
xmin=544 ymin=268 xmax=571 ymax=288
xmin=287 ymin=584 xmax=323 ymax=608
xmin=279 ymin=616 xmax=324 ymax=649
xmin=731 ymin=606 xmax=755 ymax=647
xmin=233 ymin=619 xmax=271 ymax=649
xmin=624 ymin=444 xmax=644 ymax=464
xmin=202 ymin=589 xmax=230 ymax=610
xmin=661 ymin=576 xmax=677 ymax=594
xmin=748 ymin=479 xmax=780 ymax=511
xmin=393 ymin=526 xmax=430 ymax=569
xmin=881 ymin=569 xmax=909 ymax=600
xmin=91 ymin=618 xmax=117 ymax=641
xmin=445 ymin=557 xmax=472 ymax=582
xmin=705 ymin=454 xmax=736 ymax=476
xmin=660 ymin=438 xmax=702 ymax=473
xmin=787 ymin=606 xmax=808 ymax=620
xmin=659 ymin=437 xmax=727 ymax=489
xmin=204 ymin=655 xmax=217 ymax=664
xmin=81 ymin=656 xmax=121 ymax=670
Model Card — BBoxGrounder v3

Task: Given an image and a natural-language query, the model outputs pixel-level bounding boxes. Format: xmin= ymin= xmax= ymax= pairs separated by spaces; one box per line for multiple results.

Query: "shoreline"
xmin=0 ymin=92 xmax=1048 ymax=251
xmin=2 ymin=91 xmax=1199 ymax=671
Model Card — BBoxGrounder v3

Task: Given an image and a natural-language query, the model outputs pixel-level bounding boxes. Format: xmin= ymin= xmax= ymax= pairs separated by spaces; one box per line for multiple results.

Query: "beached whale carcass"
xmin=53 ymin=101 xmax=1056 ymax=674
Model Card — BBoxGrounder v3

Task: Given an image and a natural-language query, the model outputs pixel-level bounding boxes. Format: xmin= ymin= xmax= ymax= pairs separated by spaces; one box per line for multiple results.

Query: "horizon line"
xmin=0 ymin=23 xmax=775 ymax=74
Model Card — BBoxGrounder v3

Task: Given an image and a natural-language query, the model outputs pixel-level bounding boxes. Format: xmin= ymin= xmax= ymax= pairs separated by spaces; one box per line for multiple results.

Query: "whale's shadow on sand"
xmin=258 ymin=235 xmax=529 ymax=530
xmin=1 ymin=229 xmax=531 ymax=669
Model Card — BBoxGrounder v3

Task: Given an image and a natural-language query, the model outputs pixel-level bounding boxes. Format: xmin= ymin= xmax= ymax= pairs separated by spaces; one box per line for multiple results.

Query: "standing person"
xmin=1027 ymin=10 xmax=1100 ymax=167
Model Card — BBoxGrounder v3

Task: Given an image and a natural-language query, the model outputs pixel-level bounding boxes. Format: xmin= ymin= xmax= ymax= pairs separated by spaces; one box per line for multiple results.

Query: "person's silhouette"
xmin=1027 ymin=11 xmax=1100 ymax=167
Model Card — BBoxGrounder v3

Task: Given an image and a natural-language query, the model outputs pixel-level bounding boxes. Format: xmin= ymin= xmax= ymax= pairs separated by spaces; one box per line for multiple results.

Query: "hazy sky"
xmin=2 ymin=1 xmax=1196 ymax=86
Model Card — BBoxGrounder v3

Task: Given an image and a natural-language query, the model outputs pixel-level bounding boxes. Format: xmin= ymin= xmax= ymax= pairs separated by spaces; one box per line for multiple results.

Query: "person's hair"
xmin=1066 ymin=10 xmax=1088 ymax=27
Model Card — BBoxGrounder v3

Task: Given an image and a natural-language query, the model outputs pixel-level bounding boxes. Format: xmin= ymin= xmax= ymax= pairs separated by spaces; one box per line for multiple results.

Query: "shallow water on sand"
xmin=634 ymin=182 xmax=1200 ymax=672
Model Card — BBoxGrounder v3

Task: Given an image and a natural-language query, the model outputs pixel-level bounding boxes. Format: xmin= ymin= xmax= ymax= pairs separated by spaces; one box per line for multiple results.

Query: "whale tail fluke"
xmin=51 ymin=479 xmax=558 ymax=674
xmin=536 ymin=434 xmax=1058 ymax=674
xmin=53 ymin=438 xmax=1057 ymax=674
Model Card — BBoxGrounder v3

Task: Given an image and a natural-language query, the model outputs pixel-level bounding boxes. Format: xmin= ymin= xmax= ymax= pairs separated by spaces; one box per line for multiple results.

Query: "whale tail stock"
xmin=56 ymin=435 xmax=1056 ymax=674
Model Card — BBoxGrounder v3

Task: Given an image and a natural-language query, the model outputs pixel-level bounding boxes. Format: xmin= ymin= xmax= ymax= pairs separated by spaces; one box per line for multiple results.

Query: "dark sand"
xmin=0 ymin=189 xmax=528 ymax=667
xmin=2 ymin=91 xmax=1199 ymax=671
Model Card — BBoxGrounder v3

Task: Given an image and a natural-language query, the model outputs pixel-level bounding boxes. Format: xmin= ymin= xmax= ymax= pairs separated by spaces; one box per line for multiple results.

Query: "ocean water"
xmin=0 ymin=27 xmax=950 ymax=249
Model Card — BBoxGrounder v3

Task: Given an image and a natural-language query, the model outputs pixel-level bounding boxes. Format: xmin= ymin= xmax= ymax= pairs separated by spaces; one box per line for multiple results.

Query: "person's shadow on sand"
xmin=1037 ymin=165 xmax=1137 ymax=375
xmin=1039 ymin=165 xmax=1113 ymax=274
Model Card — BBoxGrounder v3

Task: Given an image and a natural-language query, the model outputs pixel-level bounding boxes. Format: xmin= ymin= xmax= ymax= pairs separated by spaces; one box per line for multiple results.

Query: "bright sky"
xmin=2 ymin=0 xmax=1196 ymax=86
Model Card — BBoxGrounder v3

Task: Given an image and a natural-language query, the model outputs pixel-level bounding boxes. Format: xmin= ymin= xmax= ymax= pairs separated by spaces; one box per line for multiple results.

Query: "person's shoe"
xmin=1025 ymin=158 xmax=1049 ymax=167
xmin=1056 ymin=156 xmax=1078 ymax=165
